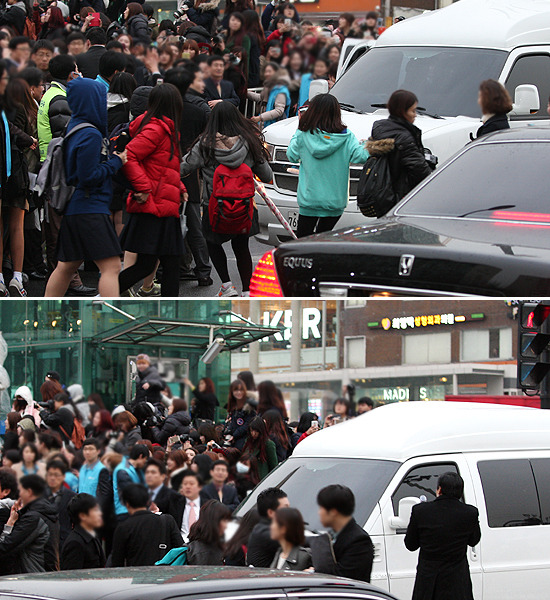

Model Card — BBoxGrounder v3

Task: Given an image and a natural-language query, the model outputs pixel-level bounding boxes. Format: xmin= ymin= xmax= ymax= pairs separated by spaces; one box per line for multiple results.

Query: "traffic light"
xmin=518 ymin=301 xmax=550 ymax=393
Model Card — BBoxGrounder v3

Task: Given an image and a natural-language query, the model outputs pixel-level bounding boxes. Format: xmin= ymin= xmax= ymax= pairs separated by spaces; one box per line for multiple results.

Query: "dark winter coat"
xmin=368 ymin=116 xmax=433 ymax=199
xmin=46 ymin=485 xmax=76 ymax=548
xmin=224 ymin=404 xmax=256 ymax=451
xmin=60 ymin=525 xmax=106 ymax=570
xmin=107 ymin=93 xmax=131 ymax=135
xmin=40 ymin=407 xmax=74 ymax=444
xmin=0 ymin=111 xmax=34 ymax=198
xmin=127 ymin=13 xmax=151 ymax=44
xmin=405 ymin=496 xmax=481 ymax=600
xmin=476 ymin=113 xmax=509 ymax=138
xmin=270 ymin=545 xmax=312 ymax=571
xmin=246 ymin=517 xmax=280 ymax=567
xmin=187 ymin=539 xmax=224 ymax=566
xmin=201 ymin=482 xmax=240 ymax=511
xmin=0 ymin=496 xmax=60 ymax=573
xmin=0 ymin=2 xmax=26 ymax=36
xmin=111 ymin=510 xmax=183 ymax=567
xmin=134 ymin=365 xmax=165 ymax=405
xmin=186 ymin=0 xmax=219 ymax=34
xmin=124 ymin=114 xmax=185 ymax=218
xmin=190 ymin=388 xmax=218 ymax=422
xmin=76 ymin=45 xmax=107 ymax=80
xmin=152 ymin=410 xmax=191 ymax=446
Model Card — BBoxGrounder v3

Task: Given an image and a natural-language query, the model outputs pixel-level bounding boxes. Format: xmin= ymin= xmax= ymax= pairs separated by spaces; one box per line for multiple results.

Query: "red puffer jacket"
xmin=123 ymin=114 xmax=186 ymax=218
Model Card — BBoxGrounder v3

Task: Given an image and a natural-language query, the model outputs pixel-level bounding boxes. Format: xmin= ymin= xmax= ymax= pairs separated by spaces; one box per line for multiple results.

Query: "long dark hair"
xmin=109 ymin=71 xmax=137 ymax=99
xmin=138 ymin=83 xmax=183 ymax=160
xmin=242 ymin=9 xmax=265 ymax=50
xmin=257 ymin=380 xmax=287 ymax=420
xmin=224 ymin=508 xmax=260 ymax=560
xmin=227 ymin=379 xmax=247 ymax=413
xmin=298 ymin=93 xmax=346 ymax=134
xmin=5 ymin=78 xmax=37 ymax=124
xmin=238 ymin=370 xmax=256 ymax=392
xmin=227 ymin=12 xmax=246 ymax=48
xmin=188 ymin=499 xmax=231 ymax=548
xmin=243 ymin=416 xmax=270 ymax=463
xmin=263 ymin=409 xmax=290 ymax=450
xmin=199 ymin=101 xmax=269 ymax=165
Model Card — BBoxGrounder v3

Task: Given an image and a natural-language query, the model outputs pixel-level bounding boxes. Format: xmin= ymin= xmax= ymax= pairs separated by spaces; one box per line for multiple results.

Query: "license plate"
xmin=287 ymin=211 xmax=299 ymax=230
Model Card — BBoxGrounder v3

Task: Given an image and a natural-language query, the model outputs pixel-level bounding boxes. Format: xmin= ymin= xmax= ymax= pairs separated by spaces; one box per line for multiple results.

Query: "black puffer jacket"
xmin=152 ymin=410 xmax=191 ymax=446
xmin=135 ymin=365 xmax=165 ymax=405
xmin=127 ymin=13 xmax=151 ymax=44
xmin=368 ymin=116 xmax=433 ymax=199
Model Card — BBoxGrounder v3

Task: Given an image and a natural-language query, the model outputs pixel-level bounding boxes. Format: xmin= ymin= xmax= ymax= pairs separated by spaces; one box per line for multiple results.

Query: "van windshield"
xmin=332 ymin=46 xmax=508 ymax=118
xmin=234 ymin=457 xmax=399 ymax=531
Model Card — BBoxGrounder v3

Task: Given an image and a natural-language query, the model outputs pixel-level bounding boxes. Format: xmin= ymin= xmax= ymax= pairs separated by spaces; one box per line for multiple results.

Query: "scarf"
xmin=1 ymin=111 xmax=11 ymax=184
xmin=264 ymin=85 xmax=291 ymax=127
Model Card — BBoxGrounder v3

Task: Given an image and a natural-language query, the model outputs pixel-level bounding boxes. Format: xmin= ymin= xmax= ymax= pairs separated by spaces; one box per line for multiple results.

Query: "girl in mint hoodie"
xmin=287 ymin=94 xmax=369 ymax=238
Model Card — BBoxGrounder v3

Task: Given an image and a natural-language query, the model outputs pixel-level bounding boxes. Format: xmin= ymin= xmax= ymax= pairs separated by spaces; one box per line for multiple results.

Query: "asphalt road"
xmin=25 ymin=237 xmax=269 ymax=298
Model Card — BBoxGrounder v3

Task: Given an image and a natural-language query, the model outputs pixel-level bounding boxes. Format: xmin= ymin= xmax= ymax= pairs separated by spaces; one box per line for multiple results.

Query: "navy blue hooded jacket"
xmin=64 ymin=78 xmax=123 ymax=216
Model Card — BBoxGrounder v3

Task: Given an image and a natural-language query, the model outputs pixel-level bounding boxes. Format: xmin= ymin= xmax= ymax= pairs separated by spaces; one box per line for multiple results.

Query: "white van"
xmin=234 ymin=402 xmax=550 ymax=600
xmin=258 ymin=0 xmax=550 ymax=245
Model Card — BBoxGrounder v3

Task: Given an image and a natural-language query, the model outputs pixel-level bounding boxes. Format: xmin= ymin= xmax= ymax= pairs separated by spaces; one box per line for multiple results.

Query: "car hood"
xmin=274 ymin=216 xmax=550 ymax=295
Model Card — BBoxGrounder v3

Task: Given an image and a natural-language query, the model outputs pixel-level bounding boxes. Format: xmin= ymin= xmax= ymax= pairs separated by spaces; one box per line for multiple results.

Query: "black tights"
xmin=119 ymin=253 xmax=180 ymax=297
xmin=296 ymin=215 xmax=341 ymax=238
xmin=207 ymin=235 xmax=252 ymax=291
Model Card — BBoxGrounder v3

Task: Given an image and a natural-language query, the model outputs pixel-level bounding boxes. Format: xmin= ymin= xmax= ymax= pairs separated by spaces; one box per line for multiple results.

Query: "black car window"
xmin=397 ymin=142 xmax=550 ymax=220
xmin=529 ymin=458 xmax=550 ymax=524
xmin=478 ymin=459 xmax=542 ymax=528
xmin=391 ymin=463 xmax=458 ymax=514
xmin=505 ymin=54 xmax=550 ymax=119
xmin=234 ymin=458 xmax=400 ymax=532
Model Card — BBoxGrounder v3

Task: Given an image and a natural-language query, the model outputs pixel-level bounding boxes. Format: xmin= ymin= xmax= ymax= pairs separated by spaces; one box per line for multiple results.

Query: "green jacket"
xmin=248 ymin=438 xmax=278 ymax=480
xmin=287 ymin=128 xmax=369 ymax=217
xmin=37 ymin=81 xmax=71 ymax=162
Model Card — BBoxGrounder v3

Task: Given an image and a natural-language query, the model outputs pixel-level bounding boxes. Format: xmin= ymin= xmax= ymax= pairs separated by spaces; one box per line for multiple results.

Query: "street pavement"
xmin=25 ymin=237 xmax=269 ymax=298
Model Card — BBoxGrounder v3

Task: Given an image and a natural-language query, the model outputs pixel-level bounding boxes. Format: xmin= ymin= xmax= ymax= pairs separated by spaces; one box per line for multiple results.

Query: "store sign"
xmin=368 ymin=385 xmax=446 ymax=403
xmin=262 ymin=308 xmax=322 ymax=341
xmin=369 ymin=312 xmax=485 ymax=331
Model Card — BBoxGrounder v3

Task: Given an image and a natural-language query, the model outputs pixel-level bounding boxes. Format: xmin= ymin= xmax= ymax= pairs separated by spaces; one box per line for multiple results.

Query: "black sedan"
xmin=250 ymin=127 xmax=550 ymax=297
xmin=0 ymin=566 xmax=398 ymax=600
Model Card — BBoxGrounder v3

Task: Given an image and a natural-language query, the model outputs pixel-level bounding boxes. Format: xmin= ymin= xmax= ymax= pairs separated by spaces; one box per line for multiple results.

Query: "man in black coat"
xmin=111 ymin=484 xmax=183 ymax=567
xmin=201 ymin=460 xmax=240 ymax=512
xmin=61 ymin=493 xmax=106 ymax=570
xmin=165 ymin=65 xmax=212 ymax=286
xmin=145 ymin=459 xmax=178 ymax=515
xmin=405 ymin=472 xmax=481 ymax=600
xmin=247 ymin=488 xmax=289 ymax=567
xmin=76 ymin=28 xmax=107 ymax=80
xmin=313 ymin=484 xmax=374 ymax=583
xmin=40 ymin=394 xmax=75 ymax=446
xmin=0 ymin=467 xmax=19 ymax=575
xmin=134 ymin=354 xmax=165 ymax=406
xmin=203 ymin=55 xmax=239 ymax=107
xmin=45 ymin=460 xmax=76 ymax=548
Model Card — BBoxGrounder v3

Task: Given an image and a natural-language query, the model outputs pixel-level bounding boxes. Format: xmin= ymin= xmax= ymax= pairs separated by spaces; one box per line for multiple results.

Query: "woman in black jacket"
xmin=367 ymin=89 xmax=433 ymax=200
xmin=184 ymin=377 xmax=219 ymax=423
xmin=185 ymin=0 xmax=220 ymax=35
xmin=124 ymin=3 xmax=151 ymax=45
xmin=187 ymin=500 xmax=231 ymax=565
xmin=152 ymin=398 xmax=190 ymax=446
xmin=476 ymin=79 xmax=512 ymax=138
xmin=223 ymin=379 xmax=256 ymax=451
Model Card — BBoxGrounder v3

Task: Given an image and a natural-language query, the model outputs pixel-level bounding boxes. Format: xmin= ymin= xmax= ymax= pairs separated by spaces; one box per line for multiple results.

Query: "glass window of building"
xmin=344 ymin=336 xmax=366 ymax=369
xmin=403 ymin=332 xmax=451 ymax=365
xmin=461 ymin=328 xmax=513 ymax=361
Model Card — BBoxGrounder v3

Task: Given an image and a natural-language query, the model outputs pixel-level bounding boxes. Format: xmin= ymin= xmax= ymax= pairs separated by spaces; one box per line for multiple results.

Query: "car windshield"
xmin=234 ymin=457 xmax=399 ymax=531
xmin=332 ymin=46 xmax=507 ymax=118
xmin=397 ymin=141 xmax=550 ymax=219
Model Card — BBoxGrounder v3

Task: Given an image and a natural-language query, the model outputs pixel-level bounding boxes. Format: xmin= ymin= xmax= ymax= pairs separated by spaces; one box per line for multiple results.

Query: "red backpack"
xmin=209 ymin=163 xmax=255 ymax=235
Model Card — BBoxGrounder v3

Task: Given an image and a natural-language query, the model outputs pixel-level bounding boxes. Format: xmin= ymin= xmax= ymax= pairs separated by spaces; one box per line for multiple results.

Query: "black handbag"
xmin=356 ymin=154 xmax=399 ymax=218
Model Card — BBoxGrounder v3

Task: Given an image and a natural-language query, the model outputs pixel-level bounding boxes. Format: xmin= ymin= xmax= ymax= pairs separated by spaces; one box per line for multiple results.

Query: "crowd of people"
xmin=0 ymin=360 xmax=376 ymax=575
xmin=0 ymin=0 xmax=387 ymax=298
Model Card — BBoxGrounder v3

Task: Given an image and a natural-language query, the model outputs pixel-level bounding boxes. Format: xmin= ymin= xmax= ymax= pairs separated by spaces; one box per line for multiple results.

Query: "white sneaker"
xmin=242 ymin=291 xmax=250 ymax=297
xmin=8 ymin=278 xmax=26 ymax=297
xmin=217 ymin=283 xmax=239 ymax=297
xmin=0 ymin=281 xmax=8 ymax=297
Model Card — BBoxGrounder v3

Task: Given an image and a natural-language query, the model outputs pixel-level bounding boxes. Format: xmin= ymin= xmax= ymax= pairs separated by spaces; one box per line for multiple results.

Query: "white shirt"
xmin=181 ymin=496 xmax=201 ymax=540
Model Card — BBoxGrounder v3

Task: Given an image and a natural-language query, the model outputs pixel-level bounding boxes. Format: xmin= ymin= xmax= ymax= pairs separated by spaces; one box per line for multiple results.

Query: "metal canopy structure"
xmin=92 ymin=312 xmax=283 ymax=352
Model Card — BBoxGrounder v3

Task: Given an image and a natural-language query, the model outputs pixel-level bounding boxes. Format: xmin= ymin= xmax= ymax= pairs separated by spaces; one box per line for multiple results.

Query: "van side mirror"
xmin=389 ymin=496 xmax=420 ymax=530
xmin=309 ymin=79 xmax=329 ymax=102
xmin=510 ymin=84 xmax=540 ymax=116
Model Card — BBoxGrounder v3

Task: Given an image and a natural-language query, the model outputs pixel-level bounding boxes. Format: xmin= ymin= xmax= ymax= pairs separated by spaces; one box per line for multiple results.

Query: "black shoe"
xmin=65 ymin=284 xmax=98 ymax=297
xmin=28 ymin=270 xmax=47 ymax=281
xmin=198 ymin=276 xmax=214 ymax=287
xmin=180 ymin=269 xmax=198 ymax=281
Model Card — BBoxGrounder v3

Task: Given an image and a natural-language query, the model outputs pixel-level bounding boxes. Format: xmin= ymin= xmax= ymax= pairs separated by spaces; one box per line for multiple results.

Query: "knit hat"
xmin=18 ymin=416 xmax=36 ymax=432
xmin=46 ymin=371 xmax=61 ymax=382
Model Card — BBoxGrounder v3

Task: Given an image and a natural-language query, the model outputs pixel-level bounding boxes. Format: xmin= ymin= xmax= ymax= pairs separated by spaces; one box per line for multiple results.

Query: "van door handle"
xmin=470 ymin=546 xmax=478 ymax=561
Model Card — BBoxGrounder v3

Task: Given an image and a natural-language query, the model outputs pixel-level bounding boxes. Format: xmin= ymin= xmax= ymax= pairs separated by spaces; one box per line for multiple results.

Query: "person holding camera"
xmin=184 ymin=0 xmax=219 ymax=35
xmin=123 ymin=3 xmax=151 ymax=46
xmin=152 ymin=398 xmax=191 ymax=446
xmin=39 ymin=392 xmax=75 ymax=445
xmin=133 ymin=354 xmax=165 ymax=407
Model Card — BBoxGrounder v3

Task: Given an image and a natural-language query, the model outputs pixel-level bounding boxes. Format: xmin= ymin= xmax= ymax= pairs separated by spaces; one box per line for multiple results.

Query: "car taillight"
xmin=250 ymin=250 xmax=283 ymax=297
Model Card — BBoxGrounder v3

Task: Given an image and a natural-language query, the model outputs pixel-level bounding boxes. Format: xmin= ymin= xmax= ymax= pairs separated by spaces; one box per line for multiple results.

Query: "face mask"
xmin=236 ymin=461 xmax=250 ymax=474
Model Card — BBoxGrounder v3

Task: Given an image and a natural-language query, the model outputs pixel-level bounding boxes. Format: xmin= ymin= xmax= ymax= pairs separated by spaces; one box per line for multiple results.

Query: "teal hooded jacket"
xmin=287 ymin=128 xmax=369 ymax=217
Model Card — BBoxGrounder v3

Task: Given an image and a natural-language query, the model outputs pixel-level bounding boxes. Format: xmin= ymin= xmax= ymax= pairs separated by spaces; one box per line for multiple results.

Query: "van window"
xmin=391 ymin=463 xmax=458 ymax=514
xmin=530 ymin=459 xmax=550 ymax=524
xmin=505 ymin=54 xmax=550 ymax=119
xmin=478 ymin=460 xmax=542 ymax=528
xmin=234 ymin=457 xmax=400 ymax=532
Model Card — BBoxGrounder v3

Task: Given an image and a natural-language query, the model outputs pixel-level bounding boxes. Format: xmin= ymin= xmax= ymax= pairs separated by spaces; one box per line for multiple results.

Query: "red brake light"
xmin=250 ymin=250 xmax=283 ymax=297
